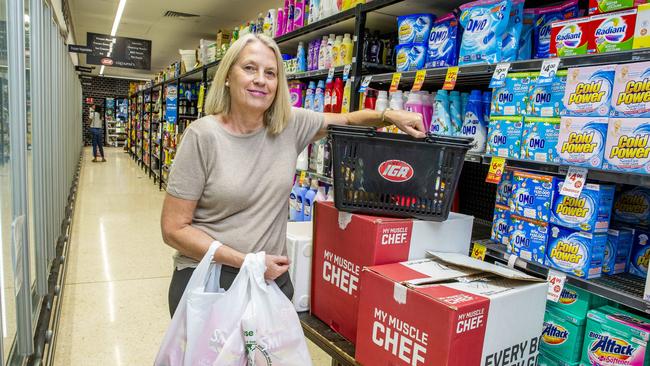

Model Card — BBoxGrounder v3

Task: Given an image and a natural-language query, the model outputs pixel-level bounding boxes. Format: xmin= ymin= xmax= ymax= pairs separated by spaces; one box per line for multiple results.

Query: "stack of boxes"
xmin=611 ymin=186 xmax=650 ymax=278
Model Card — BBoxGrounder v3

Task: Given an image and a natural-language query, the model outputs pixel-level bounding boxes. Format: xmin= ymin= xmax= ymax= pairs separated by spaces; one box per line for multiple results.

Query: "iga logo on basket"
xmin=378 ymin=160 xmax=414 ymax=182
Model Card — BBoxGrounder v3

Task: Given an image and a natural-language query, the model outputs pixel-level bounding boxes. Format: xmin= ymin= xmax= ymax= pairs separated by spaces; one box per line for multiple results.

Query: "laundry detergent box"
xmin=550 ymin=17 xmax=595 ymax=57
xmin=534 ymin=0 xmax=581 ymax=59
xmin=545 ymin=224 xmax=608 ymax=279
xmin=603 ymin=227 xmax=634 ymax=275
xmin=628 ymin=226 xmax=650 ymax=278
xmin=508 ymin=215 xmax=549 ymax=264
xmin=425 ymin=14 xmax=459 ymax=68
xmin=557 ymin=116 xmax=609 ymax=169
xmin=526 ymin=70 xmax=568 ymax=118
xmin=311 ymin=201 xmax=474 ymax=343
xmin=591 ymin=9 xmax=637 ymax=54
xmin=633 ymin=3 xmax=650 ymax=49
xmin=458 ymin=0 xmax=512 ymax=65
xmin=496 ymin=169 xmax=514 ymax=206
xmin=547 ymin=284 xmax=609 ymax=319
xmin=541 ymin=306 xmax=587 ymax=363
xmin=611 ymin=62 xmax=650 ymax=118
xmin=537 ymin=351 xmax=582 ymax=366
xmin=581 ymin=305 xmax=650 ymax=366
xmin=397 ymin=13 xmax=435 ymax=44
xmin=354 ymin=252 xmax=547 ymax=366
xmin=395 ymin=42 xmax=427 ymax=72
xmin=614 ymin=187 xmax=650 ymax=225
xmin=562 ymin=65 xmax=616 ymax=117
xmin=491 ymin=72 xmax=532 ymax=116
xmin=551 ymin=181 xmax=616 ymax=233
xmin=491 ymin=204 xmax=511 ymax=247
xmin=603 ymin=118 xmax=650 ymax=174
xmin=487 ymin=116 xmax=524 ymax=158
xmin=509 ymin=171 xmax=558 ymax=222
xmin=590 ymin=0 xmax=647 ymax=15
xmin=521 ymin=117 xmax=561 ymax=163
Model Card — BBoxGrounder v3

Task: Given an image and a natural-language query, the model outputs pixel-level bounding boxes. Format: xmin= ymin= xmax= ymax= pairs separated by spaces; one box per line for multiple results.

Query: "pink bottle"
xmin=276 ymin=8 xmax=285 ymax=37
xmin=283 ymin=0 xmax=291 ymax=34
xmin=286 ymin=0 xmax=295 ymax=33
xmin=294 ymin=0 xmax=305 ymax=30
xmin=420 ymin=92 xmax=433 ymax=132
xmin=289 ymin=81 xmax=304 ymax=107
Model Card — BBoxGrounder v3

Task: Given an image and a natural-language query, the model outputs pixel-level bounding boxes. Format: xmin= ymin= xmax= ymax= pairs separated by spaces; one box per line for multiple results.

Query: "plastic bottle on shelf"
xmin=314 ymin=80 xmax=325 ymax=112
xmin=311 ymin=39 xmax=320 ymax=70
xmin=296 ymin=147 xmax=309 ymax=170
xmin=297 ymin=42 xmax=307 ymax=72
xmin=318 ymin=36 xmax=328 ymax=70
xmin=304 ymin=81 xmax=316 ymax=110
xmin=325 ymin=34 xmax=335 ymax=69
xmin=369 ymin=31 xmax=383 ymax=64
xmin=287 ymin=0 xmax=295 ymax=33
xmin=431 ymin=90 xmax=452 ymax=135
xmin=405 ymin=91 xmax=423 ymax=115
xmin=449 ymin=91 xmax=462 ymax=136
xmin=324 ymin=80 xmax=333 ymax=113
xmin=303 ymin=180 xmax=318 ymax=221
xmin=294 ymin=0 xmax=306 ymax=29
xmin=375 ymin=90 xmax=389 ymax=112
xmin=297 ymin=178 xmax=309 ymax=221
xmin=341 ymin=33 xmax=353 ymax=65
xmin=362 ymin=29 xmax=371 ymax=62
xmin=461 ymin=92 xmax=470 ymax=118
xmin=289 ymin=178 xmax=302 ymax=221
xmin=315 ymin=185 xmax=328 ymax=202
xmin=309 ymin=0 xmax=320 ymax=24
xmin=420 ymin=91 xmax=433 ymax=131
xmin=364 ymin=89 xmax=378 ymax=110
xmin=482 ymin=91 xmax=492 ymax=122
xmin=332 ymin=35 xmax=343 ymax=67
xmin=341 ymin=78 xmax=352 ymax=113
xmin=461 ymin=90 xmax=487 ymax=153
xmin=331 ymin=77 xmax=344 ymax=113
xmin=389 ymin=91 xmax=404 ymax=110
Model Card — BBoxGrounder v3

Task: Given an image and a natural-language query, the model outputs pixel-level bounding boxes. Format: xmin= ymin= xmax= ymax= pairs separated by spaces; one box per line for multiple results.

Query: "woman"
xmin=161 ymin=33 xmax=425 ymax=316
xmin=89 ymin=105 xmax=106 ymax=162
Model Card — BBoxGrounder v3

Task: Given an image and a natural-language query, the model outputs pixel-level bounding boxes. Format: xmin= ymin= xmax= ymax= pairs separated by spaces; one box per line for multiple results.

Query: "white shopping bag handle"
xmin=186 ymin=241 xmax=224 ymax=294
xmin=245 ymin=252 xmax=269 ymax=293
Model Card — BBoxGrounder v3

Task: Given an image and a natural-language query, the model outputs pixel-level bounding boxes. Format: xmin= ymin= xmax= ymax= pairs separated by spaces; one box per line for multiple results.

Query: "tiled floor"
xmin=54 ymin=147 xmax=332 ymax=365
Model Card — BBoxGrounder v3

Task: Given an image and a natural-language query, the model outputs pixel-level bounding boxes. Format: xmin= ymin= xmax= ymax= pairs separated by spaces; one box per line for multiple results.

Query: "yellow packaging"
xmin=633 ymin=3 xmax=650 ymax=49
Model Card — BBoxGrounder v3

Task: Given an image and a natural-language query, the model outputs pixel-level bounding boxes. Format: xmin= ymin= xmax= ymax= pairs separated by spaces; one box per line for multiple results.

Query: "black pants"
xmin=168 ymin=265 xmax=294 ymax=317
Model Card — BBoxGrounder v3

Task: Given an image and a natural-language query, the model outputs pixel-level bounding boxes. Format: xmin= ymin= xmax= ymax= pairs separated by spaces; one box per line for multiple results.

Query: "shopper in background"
xmin=89 ymin=105 xmax=106 ymax=162
xmin=161 ymin=33 xmax=425 ymax=316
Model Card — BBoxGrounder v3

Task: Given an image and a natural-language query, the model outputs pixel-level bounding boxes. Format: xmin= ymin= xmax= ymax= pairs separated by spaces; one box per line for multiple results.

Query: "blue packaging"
xmin=491 ymin=204 xmax=511 ymax=247
xmin=550 ymin=181 xmax=616 ymax=233
xmin=425 ymin=14 xmax=459 ymax=68
xmin=487 ymin=116 xmax=524 ymax=159
xmin=491 ymin=72 xmax=532 ymax=116
xmin=502 ymin=0 xmax=525 ymax=62
xmin=557 ymin=117 xmax=609 ymax=169
xmin=526 ymin=71 xmax=568 ymax=118
xmin=496 ymin=169 xmax=514 ymax=206
xmin=395 ymin=43 xmax=427 ymax=72
xmin=509 ymin=171 xmax=557 ymax=222
xmin=482 ymin=91 xmax=492 ymax=122
xmin=397 ymin=13 xmax=435 ymax=44
xmin=458 ymin=0 xmax=512 ymax=65
xmin=628 ymin=227 xmax=650 ymax=278
xmin=533 ymin=0 xmax=580 ymax=59
xmin=604 ymin=228 xmax=634 ymax=275
xmin=521 ymin=117 xmax=561 ymax=163
xmin=545 ymin=224 xmax=607 ymax=279
xmin=509 ymin=215 xmax=549 ymax=264
xmin=562 ymin=65 xmax=615 ymax=117
xmin=462 ymin=90 xmax=488 ymax=153
xmin=517 ymin=9 xmax=536 ymax=61
xmin=613 ymin=187 xmax=650 ymax=226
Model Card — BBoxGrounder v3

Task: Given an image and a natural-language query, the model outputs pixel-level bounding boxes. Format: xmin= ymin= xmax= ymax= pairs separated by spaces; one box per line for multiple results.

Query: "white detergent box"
xmin=611 ymin=61 xmax=650 ymax=117
xmin=562 ymin=65 xmax=615 ymax=117
xmin=557 ymin=116 xmax=609 ymax=169
xmin=286 ymin=221 xmax=313 ymax=312
xmin=603 ymin=118 xmax=650 ymax=175
xmin=354 ymin=252 xmax=547 ymax=366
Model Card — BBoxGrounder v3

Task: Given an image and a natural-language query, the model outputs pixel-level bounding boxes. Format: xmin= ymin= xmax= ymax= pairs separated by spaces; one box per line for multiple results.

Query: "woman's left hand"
xmin=385 ymin=110 xmax=427 ymax=138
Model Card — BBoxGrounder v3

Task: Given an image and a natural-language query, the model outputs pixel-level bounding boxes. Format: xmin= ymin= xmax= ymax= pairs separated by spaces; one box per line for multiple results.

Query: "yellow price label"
xmin=471 ymin=243 xmax=487 ymax=261
xmin=299 ymin=171 xmax=306 ymax=182
xmin=411 ymin=70 xmax=426 ymax=91
xmin=486 ymin=157 xmax=506 ymax=184
xmin=442 ymin=66 xmax=459 ymax=91
xmin=197 ymin=84 xmax=206 ymax=114
xmin=389 ymin=72 xmax=402 ymax=93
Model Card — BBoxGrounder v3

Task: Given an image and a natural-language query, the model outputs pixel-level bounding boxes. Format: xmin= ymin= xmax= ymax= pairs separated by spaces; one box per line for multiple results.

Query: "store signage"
xmin=560 ymin=166 xmax=588 ymax=198
xmin=411 ymin=70 xmax=426 ymax=92
xmin=389 ymin=73 xmax=401 ymax=93
xmin=85 ymin=97 xmax=94 ymax=104
xmin=547 ymin=270 xmax=566 ymax=302
xmin=442 ymin=66 xmax=459 ymax=90
xmin=358 ymin=75 xmax=372 ymax=93
xmin=486 ymin=157 xmax=506 ymax=184
xmin=75 ymin=65 xmax=93 ymax=73
xmin=537 ymin=58 xmax=560 ymax=86
xmin=86 ymin=32 xmax=152 ymax=70
xmin=68 ymin=44 xmax=93 ymax=54
xmin=470 ymin=242 xmax=487 ymax=261
xmin=489 ymin=62 xmax=511 ymax=88
xmin=166 ymin=84 xmax=178 ymax=123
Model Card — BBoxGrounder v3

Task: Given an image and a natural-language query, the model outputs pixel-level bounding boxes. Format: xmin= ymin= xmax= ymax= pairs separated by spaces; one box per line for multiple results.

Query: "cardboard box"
xmin=557 ymin=116 xmax=609 ymax=169
xmin=613 ymin=186 xmax=650 ymax=225
xmin=509 ymin=215 xmax=549 ymax=264
xmin=604 ymin=227 xmax=634 ymax=274
xmin=491 ymin=204 xmax=511 ymax=247
xmin=354 ymin=252 xmax=547 ymax=366
xmin=633 ymin=3 xmax=650 ymax=49
xmin=311 ymin=201 xmax=474 ymax=343
xmin=550 ymin=17 xmax=595 ymax=57
xmin=545 ymin=225 xmax=608 ymax=279
xmin=286 ymin=221 xmax=313 ymax=312
xmin=628 ymin=226 xmax=650 ymax=278
xmin=509 ymin=171 xmax=558 ymax=222
xmin=541 ymin=306 xmax=587 ymax=363
xmin=591 ymin=9 xmax=637 ymax=53
xmin=550 ymin=181 xmax=616 ymax=233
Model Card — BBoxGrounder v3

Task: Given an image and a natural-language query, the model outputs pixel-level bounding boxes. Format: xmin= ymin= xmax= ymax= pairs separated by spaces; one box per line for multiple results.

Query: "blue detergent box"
xmin=557 ymin=116 xmax=609 ymax=169
xmin=628 ymin=226 xmax=650 ymax=278
xmin=603 ymin=117 xmax=650 ymax=175
xmin=397 ymin=14 xmax=435 ymax=44
xmin=509 ymin=215 xmax=549 ymax=264
xmin=487 ymin=116 xmax=524 ymax=159
xmin=521 ymin=117 xmax=561 ymax=163
xmin=491 ymin=72 xmax=532 ymax=116
xmin=495 ymin=169 xmax=514 ymax=206
xmin=491 ymin=204 xmax=511 ymax=247
xmin=545 ymin=224 xmax=608 ymax=279
xmin=562 ymin=65 xmax=615 ymax=117
xmin=526 ymin=70 xmax=568 ymax=118
xmin=425 ymin=13 xmax=459 ymax=68
xmin=604 ymin=228 xmax=634 ymax=275
xmin=510 ymin=171 xmax=558 ymax=222
xmin=550 ymin=181 xmax=616 ymax=233
xmin=395 ymin=43 xmax=427 ymax=71
xmin=613 ymin=186 xmax=650 ymax=226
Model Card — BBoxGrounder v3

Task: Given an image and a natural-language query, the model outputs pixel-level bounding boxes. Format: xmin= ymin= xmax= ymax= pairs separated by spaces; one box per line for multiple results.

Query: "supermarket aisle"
xmin=54 ymin=147 xmax=331 ymax=365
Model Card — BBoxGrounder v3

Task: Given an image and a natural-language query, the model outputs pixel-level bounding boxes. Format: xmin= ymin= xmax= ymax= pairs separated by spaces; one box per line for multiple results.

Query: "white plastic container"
xmin=286 ymin=221 xmax=313 ymax=312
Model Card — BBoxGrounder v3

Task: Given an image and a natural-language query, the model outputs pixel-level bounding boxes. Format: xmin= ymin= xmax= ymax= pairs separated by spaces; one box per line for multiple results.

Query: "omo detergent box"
xmin=591 ymin=9 xmax=637 ymax=54
xmin=547 ymin=284 xmax=609 ymax=319
xmin=613 ymin=186 xmax=650 ymax=225
xmin=551 ymin=181 xmax=616 ymax=233
xmin=541 ymin=307 xmax=587 ymax=363
xmin=509 ymin=215 xmax=549 ymax=264
xmin=590 ymin=0 xmax=647 ymax=15
xmin=487 ymin=116 xmax=524 ymax=158
xmin=397 ymin=14 xmax=435 ymax=44
xmin=545 ymin=224 xmax=608 ymax=279
xmin=521 ymin=117 xmax=561 ymax=163
xmin=562 ymin=65 xmax=615 ymax=117
xmin=550 ymin=17 xmax=595 ymax=57
xmin=557 ymin=116 xmax=609 ymax=169
xmin=496 ymin=169 xmax=514 ymax=206
xmin=582 ymin=305 xmax=650 ymax=366
xmin=355 ymin=253 xmax=547 ymax=366
xmin=628 ymin=226 xmax=650 ymax=278
xmin=603 ymin=118 xmax=650 ymax=174
xmin=611 ymin=62 xmax=650 ymax=118
xmin=492 ymin=204 xmax=511 ymax=247
xmin=395 ymin=43 xmax=427 ymax=72
xmin=491 ymin=72 xmax=532 ymax=116
xmin=509 ymin=171 xmax=558 ymax=222
xmin=526 ymin=71 xmax=568 ymax=118
xmin=603 ymin=227 xmax=634 ymax=274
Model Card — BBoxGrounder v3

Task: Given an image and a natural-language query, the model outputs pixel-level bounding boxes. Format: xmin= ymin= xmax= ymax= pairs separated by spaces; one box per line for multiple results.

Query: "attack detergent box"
xmin=628 ymin=226 xmax=650 ymax=278
xmin=537 ymin=351 xmax=581 ymax=366
xmin=550 ymin=181 xmax=616 ymax=233
xmin=496 ymin=169 xmax=514 ymax=206
xmin=311 ymin=202 xmax=474 ymax=343
xmin=547 ymin=284 xmax=609 ymax=319
xmin=557 ymin=116 xmax=609 ymax=169
xmin=582 ymin=305 xmax=650 ymax=366
xmin=491 ymin=204 xmax=511 ymax=247
xmin=521 ymin=117 xmax=561 ymax=163
xmin=354 ymin=253 xmax=547 ymax=366
xmin=508 ymin=215 xmax=549 ymax=264
xmin=526 ymin=71 xmax=568 ymax=118
xmin=611 ymin=62 xmax=650 ymax=117
xmin=603 ymin=118 xmax=650 ymax=174
xmin=491 ymin=72 xmax=532 ymax=116
xmin=541 ymin=306 xmax=587 ymax=363
xmin=613 ymin=186 xmax=650 ymax=225
xmin=603 ymin=227 xmax=634 ymax=274
xmin=487 ymin=116 xmax=524 ymax=159
xmin=550 ymin=17 xmax=595 ymax=57
xmin=545 ymin=224 xmax=608 ymax=279
xmin=591 ymin=9 xmax=637 ymax=54
xmin=562 ymin=65 xmax=615 ymax=117
xmin=509 ymin=171 xmax=558 ymax=222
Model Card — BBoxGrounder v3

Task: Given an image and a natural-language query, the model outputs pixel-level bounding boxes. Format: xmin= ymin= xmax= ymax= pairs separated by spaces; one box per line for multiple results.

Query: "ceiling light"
xmin=110 ymin=0 xmax=127 ymax=37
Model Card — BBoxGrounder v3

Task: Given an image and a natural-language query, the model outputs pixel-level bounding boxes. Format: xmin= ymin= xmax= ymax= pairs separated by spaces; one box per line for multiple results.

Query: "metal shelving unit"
xmin=296 ymin=169 xmax=333 ymax=185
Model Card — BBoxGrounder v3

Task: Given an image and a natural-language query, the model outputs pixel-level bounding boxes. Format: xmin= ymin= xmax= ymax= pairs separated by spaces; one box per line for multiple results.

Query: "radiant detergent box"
xmin=613 ymin=186 xmax=650 ymax=225
xmin=521 ymin=117 xmax=561 ymax=163
xmin=547 ymin=284 xmax=609 ymax=319
xmin=590 ymin=0 xmax=647 ymax=15
xmin=628 ymin=226 xmax=650 ymax=277
xmin=603 ymin=118 xmax=650 ymax=174
xmin=527 ymin=71 xmax=568 ymax=118
xmin=582 ymin=305 xmax=650 ymax=366
xmin=541 ymin=306 xmax=587 ymax=363
xmin=633 ymin=4 xmax=650 ymax=49
xmin=509 ymin=215 xmax=549 ymax=264
xmin=562 ymin=65 xmax=615 ymax=117
xmin=509 ymin=171 xmax=558 ymax=222
xmin=311 ymin=201 xmax=474 ymax=343
xmin=397 ymin=14 xmax=435 ymax=44
xmin=354 ymin=252 xmax=547 ymax=366
xmin=550 ymin=181 xmax=616 ymax=233
xmin=496 ymin=169 xmax=514 ymax=206
xmin=286 ymin=221 xmax=313 ymax=312
xmin=491 ymin=204 xmax=511 ymax=247
xmin=591 ymin=9 xmax=637 ymax=53
xmin=557 ymin=116 xmax=609 ymax=169
xmin=545 ymin=224 xmax=608 ymax=279
xmin=550 ymin=17 xmax=595 ymax=57
xmin=491 ymin=72 xmax=532 ymax=116
xmin=487 ymin=116 xmax=524 ymax=159
xmin=603 ymin=227 xmax=634 ymax=274
xmin=611 ymin=62 xmax=650 ymax=118
xmin=395 ymin=43 xmax=427 ymax=72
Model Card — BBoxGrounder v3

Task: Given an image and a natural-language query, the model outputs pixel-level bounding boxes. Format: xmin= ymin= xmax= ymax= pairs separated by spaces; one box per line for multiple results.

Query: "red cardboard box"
xmin=311 ymin=201 xmax=474 ymax=343
xmin=355 ymin=253 xmax=547 ymax=366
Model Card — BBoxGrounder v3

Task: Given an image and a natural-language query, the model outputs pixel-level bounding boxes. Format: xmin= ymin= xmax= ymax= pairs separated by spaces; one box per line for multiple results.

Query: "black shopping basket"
xmin=328 ymin=125 xmax=474 ymax=221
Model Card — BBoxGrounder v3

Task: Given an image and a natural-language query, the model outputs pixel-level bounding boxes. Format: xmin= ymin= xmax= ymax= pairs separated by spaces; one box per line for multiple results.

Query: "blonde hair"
xmin=204 ymin=34 xmax=292 ymax=135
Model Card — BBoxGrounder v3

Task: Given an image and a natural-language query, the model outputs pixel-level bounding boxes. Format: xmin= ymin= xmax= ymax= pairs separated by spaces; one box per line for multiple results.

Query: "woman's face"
xmin=228 ymin=41 xmax=278 ymax=117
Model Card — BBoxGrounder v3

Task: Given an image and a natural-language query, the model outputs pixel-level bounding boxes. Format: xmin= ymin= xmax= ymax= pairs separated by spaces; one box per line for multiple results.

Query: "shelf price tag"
xmin=560 ymin=166 xmax=588 ymax=198
xmin=389 ymin=72 xmax=402 ymax=93
xmin=443 ymin=66 xmax=459 ymax=90
xmin=537 ymin=58 xmax=561 ymax=86
xmin=197 ymin=84 xmax=206 ymax=114
xmin=489 ymin=62 xmax=511 ymax=88
xmin=471 ymin=242 xmax=487 ymax=261
xmin=486 ymin=157 xmax=507 ymax=184
xmin=547 ymin=269 xmax=567 ymax=302
xmin=359 ymin=76 xmax=372 ymax=93
xmin=411 ymin=70 xmax=427 ymax=92
xmin=327 ymin=67 xmax=335 ymax=83
xmin=343 ymin=64 xmax=352 ymax=82
xmin=299 ymin=170 xmax=306 ymax=182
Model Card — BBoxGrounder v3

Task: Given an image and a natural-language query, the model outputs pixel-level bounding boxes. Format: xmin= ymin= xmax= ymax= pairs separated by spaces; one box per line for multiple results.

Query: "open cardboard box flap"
xmin=425 ymin=251 xmax=545 ymax=283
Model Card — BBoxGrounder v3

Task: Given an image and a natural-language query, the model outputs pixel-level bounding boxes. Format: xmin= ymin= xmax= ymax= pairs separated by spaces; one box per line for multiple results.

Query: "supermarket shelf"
xmin=178 ymin=114 xmax=198 ymax=119
xmin=287 ymin=63 xmax=395 ymax=81
xmin=275 ymin=7 xmax=357 ymax=45
xmin=296 ymin=169 xmax=333 ymax=185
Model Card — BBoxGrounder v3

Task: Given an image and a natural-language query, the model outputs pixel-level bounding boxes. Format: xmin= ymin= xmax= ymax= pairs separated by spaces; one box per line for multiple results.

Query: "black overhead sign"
xmin=85 ymin=32 xmax=152 ymax=70
xmin=68 ymin=44 xmax=93 ymax=54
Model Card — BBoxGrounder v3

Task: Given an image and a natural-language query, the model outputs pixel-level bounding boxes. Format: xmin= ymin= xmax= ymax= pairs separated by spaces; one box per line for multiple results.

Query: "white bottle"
xmin=318 ymin=36 xmax=328 ymax=70
xmin=296 ymin=147 xmax=309 ymax=170
xmin=326 ymin=34 xmax=335 ymax=69
xmin=375 ymin=91 xmax=388 ymax=112
xmin=389 ymin=91 xmax=404 ymax=110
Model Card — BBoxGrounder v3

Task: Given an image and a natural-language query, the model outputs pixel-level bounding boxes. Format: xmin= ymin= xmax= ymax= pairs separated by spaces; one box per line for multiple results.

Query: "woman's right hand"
xmin=264 ymin=255 xmax=290 ymax=281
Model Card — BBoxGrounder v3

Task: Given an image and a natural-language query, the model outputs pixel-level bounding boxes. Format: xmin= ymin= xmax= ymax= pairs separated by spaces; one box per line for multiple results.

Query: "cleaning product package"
xmin=590 ymin=0 xmax=647 ymax=15
xmin=487 ymin=115 xmax=524 ymax=158
xmin=611 ymin=61 xmax=650 ymax=117
xmin=492 ymin=204 xmax=511 ymax=246
xmin=547 ymin=284 xmax=608 ymax=318
xmin=449 ymin=91 xmax=463 ymax=135
xmin=496 ymin=169 xmax=514 ymax=206
xmin=521 ymin=117 xmax=561 ymax=163
xmin=633 ymin=3 xmax=650 ymax=49
xmin=550 ymin=17 xmax=595 ymax=57
xmin=395 ymin=43 xmax=427 ymax=72
xmin=592 ymin=8 xmax=637 ymax=54
xmin=628 ymin=226 xmax=650 ymax=278
xmin=541 ymin=307 xmax=587 ymax=363
xmin=397 ymin=13 xmax=435 ymax=44
xmin=491 ymin=72 xmax=532 ymax=116
xmin=509 ymin=171 xmax=558 ymax=222
xmin=430 ymin=90 xmax=452 ymax=135
xmin=461 ymin=90 xmax=488 ymax=153
xmin=458 ymin=0 xmax=512 ymax=65
xmin=557 ymin=116 xmax=609 ymax=169
xmin=603 ymin=227 xmax=634 ymax=274
xmin=603 ymin=117 xmax=650 ymax=174
xmin=534 ymin=0 xmax=581 ymax=59
xmin=518 ymin=9 xmax=536 ymax=61
xmin=545 ymin=224 xmax=608 ymax=279
xmin=502 ymin=0 xmax=525 ymax=62
xmin=550 ymin=181 xmax=616 ymax=233
xmin=509 ymin=215 xmax=549 ymax=264
xmin=613 ymin=186 xmax=650 ymax=225
xmin=425 ymin=14 xmax=459 ymax=68
xmin=562 ymin=65 xmax=615 ymax=117
xmin=526 ymin=70 xmax=568 ymax=118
